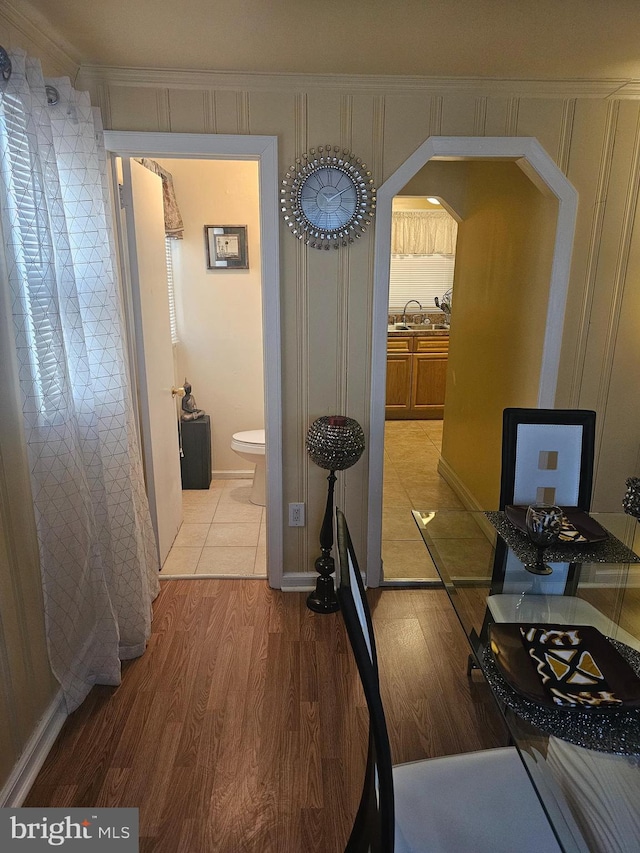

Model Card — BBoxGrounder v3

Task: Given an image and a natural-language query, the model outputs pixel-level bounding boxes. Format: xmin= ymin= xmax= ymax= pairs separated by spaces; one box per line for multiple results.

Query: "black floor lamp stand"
xmin=307 ymin=471 xmax=339 ymax=613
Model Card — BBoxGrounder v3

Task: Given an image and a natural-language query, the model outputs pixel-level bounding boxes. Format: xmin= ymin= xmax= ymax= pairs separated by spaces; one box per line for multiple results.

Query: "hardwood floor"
xmin=25 ymin=579 xmax=508 ymax=852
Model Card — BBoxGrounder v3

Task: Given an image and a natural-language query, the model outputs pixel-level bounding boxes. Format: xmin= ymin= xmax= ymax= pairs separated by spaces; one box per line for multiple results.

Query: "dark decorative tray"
xmin=489 ymin=623 xmax=640 ymax=712
xmin=483 ymin=637 xmax=640 ymax=755
xmin=485 ymin=511 xmax=640 ymax=565
xmin=504 ymin=505 xmax=607 ymax=544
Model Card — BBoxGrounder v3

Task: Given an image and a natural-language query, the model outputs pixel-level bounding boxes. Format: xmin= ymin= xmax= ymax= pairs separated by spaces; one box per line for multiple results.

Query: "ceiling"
xmin=15 ymin=0 xmax=640 ymax=81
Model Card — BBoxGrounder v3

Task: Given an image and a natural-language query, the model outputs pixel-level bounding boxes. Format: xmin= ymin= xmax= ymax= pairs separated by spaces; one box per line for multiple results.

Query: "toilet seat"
xmin=230 ymin=429 xmax=266 ymax=506
xmin=231 ymin=429 xmax=265 ymax=455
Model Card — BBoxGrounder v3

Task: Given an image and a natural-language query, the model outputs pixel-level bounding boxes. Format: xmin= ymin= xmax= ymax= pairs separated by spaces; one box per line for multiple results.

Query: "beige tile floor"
xmin=161 ymin=420 xmax=455 ymax=581
xmin=383 ymin=419 xmax=464 ymax=580
xmin=160 ymin=479 xmax=267 ymax=578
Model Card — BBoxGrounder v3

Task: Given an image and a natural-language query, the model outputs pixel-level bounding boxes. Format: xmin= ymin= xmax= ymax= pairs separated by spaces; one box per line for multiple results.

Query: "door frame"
xmin=104 ymin=131 xmax=283 ymax=588
xmin=367 ymin=136 xmax=579 ymax=586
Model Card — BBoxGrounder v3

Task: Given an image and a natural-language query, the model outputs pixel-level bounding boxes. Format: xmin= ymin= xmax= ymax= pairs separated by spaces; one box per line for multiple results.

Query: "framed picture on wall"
xmin=205 ymin=225 xmax=249 ymax=269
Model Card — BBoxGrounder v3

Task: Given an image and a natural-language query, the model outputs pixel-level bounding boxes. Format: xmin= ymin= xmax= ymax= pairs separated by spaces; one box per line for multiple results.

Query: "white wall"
xmin=157 ymin=158 xmax=263 ymax=475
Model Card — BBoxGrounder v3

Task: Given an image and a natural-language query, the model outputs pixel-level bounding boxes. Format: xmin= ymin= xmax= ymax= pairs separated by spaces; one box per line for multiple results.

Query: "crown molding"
xmin=1 ymin=0 xmax=81 ymax=77
xmin=0 ymin=0 xmax=81 ymax=79
xmin=75 ymin=64 xmax=640 ymax=100
xmin=610 ymin=81 xmax=640 ymax=99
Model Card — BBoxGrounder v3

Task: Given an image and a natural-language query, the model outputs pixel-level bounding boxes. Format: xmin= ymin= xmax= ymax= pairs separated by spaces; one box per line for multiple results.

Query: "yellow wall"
xmin=442 ymin=161 xmax=558 ymax=508
xmin=400 ymin=160 xmax=471 ymax=221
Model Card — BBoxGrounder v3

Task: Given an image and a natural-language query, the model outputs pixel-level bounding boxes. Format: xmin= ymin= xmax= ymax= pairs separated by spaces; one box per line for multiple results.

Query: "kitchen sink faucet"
xmin=402 ymin=299 xmax=423 ymax=324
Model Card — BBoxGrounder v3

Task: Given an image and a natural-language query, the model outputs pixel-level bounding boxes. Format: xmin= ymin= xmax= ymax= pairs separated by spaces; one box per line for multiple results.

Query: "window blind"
xmin=165 ymin=237 xmax=178 ymax=344
xmin=388 ymin=254 xmax=455 ymax=311
xmin=0 ymin=89 xmax=65 ymax=420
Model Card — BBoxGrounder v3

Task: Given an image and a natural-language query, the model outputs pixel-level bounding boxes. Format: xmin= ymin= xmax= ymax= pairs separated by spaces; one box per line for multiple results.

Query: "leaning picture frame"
xmin=205 ymin=225 xmax=249 ymax=269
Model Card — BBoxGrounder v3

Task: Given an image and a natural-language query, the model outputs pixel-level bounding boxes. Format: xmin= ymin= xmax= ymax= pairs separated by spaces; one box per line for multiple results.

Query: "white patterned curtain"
xmin=391 ymin=210 xmax=458 ymax=255
xmin=0 ymin=49 xmax=159 ymax=713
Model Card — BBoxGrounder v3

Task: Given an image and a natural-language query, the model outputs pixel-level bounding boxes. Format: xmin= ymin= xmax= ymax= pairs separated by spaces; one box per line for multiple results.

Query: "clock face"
xmin=299 ymin=166 xmax=358 ymax=231
xmin=280 ymin=146 xmax=376 ymax=250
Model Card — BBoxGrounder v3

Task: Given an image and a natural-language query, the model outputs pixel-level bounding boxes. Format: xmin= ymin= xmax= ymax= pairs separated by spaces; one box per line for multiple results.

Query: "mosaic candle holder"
xmin=305 ymin=416 xmax=365 ymax=613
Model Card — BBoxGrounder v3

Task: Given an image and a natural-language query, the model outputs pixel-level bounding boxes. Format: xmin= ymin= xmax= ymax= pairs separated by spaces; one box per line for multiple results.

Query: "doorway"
xmin=382 ymin=194 xmax=459 ymax=581
xmin=368 ymin=137 xmax=579 ymax=587
xmin=158 ymin=157 xmax=265 ymax=579
xmin=104 ymin=131 xmax=283 ymax=589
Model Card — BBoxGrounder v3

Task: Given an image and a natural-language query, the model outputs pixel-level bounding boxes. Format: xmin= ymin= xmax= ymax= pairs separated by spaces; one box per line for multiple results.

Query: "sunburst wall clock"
xmin=280 ymin=145 xmax=376 ymax=250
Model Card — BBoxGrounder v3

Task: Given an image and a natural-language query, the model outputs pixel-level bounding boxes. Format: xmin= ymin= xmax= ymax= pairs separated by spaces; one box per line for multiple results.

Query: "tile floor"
xmin=160 ymin=478 xmax=267 ymax=578
xmin=383 ymin=419 xmax=464 ymax=580
xmin=161 ymin=419 xmax=456 ymax=581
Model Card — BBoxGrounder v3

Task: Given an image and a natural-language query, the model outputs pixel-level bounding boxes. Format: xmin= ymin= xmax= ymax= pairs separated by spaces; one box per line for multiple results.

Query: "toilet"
xmin=231 ymin=429 xmax=266 ymax=506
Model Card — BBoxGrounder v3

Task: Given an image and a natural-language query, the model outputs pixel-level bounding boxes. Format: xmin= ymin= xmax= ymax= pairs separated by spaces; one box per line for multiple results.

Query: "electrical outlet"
xmin=288 ymin=502 xmax=305 ymax=527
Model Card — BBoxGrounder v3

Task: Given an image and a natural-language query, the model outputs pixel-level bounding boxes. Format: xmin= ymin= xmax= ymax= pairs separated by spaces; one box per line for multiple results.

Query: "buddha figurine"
xmin=180 ymin=379 xmax=206 ymax=421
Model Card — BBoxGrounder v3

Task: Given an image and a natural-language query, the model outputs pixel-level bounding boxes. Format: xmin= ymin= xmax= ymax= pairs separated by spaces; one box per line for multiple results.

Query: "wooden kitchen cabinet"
xmin=385 ymin=353 xmax=413 ymax=412
xmin=412 ymin=353 xmax=448 ymax=416
xmin=385 ymin=334 xmax=448 ymax=419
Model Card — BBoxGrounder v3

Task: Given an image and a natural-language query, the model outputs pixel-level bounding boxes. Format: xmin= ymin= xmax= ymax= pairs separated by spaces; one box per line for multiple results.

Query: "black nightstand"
xmin=179 ymin=415 xmax=212 ymax=490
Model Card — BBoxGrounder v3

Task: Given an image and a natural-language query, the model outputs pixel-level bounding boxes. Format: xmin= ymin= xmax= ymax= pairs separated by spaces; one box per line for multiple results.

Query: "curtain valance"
xmin=136 ymin=157 xmax=184 ymax=239
xmin=391 ymin=210 xmax=458 ymax=255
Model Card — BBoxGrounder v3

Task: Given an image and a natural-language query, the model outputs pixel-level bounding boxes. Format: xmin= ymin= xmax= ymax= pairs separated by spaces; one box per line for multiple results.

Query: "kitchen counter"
xmin=387 ymin=326 xmax=449 ymax=337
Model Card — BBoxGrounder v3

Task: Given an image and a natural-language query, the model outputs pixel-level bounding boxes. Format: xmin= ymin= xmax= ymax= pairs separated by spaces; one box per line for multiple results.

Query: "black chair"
xmin=486 ymin=408 xmax=623 ymax=633
xmin=499 ymin=407 xmax=596 ymax=511
xmin=335 ymin=508 xmax=562 ymax=853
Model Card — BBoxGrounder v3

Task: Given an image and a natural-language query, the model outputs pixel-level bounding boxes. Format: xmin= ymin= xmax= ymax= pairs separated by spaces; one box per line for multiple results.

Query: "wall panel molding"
xmin=337 ymin=250 xmax=349 ymax=417
xmin=557 ymin=98 xmax=576 ymax=174
xmin=568 ymin=100 xmax=619 ymax=406
xmin=474 ymin=97 xmax=488 ymax=135
xmin=297 ymin=237 xmax=309 ymax=575
xmin=337 ymin=94 xmax=354 ymax=415
xmin=340 ymin=94 xmax=353 ymax=150
xmin=204 ymin=91 xmax=216 ymax=133
xmin=237 ymin=91 xmax=250 ymax=134
xmin=430 ymin=96 xmax=443 ymax=136
xmin=505 ymin=97 xmax=520 ymax=135
xmin=295 ymin=90 xmax=309 ymax=574
xmin=156 ymin=90 xmax=170 ymax=132
xmin=295 ymin=92 xmax=307 ymax=158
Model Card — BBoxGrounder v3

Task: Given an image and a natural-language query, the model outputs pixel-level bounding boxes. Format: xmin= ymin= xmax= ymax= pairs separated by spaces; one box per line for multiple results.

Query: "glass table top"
xmin=412 ymin=509 xmax=640 ymax=853
xmin=412 ymin=510 xmax=640 ymax=649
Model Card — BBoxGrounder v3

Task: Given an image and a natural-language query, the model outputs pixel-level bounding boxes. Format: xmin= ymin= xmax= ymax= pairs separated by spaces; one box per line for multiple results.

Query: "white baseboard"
xmin=212 ymin=470 xmax=253 ymax=480
xmin=0 ymin=690 xmax=67 ymax=806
